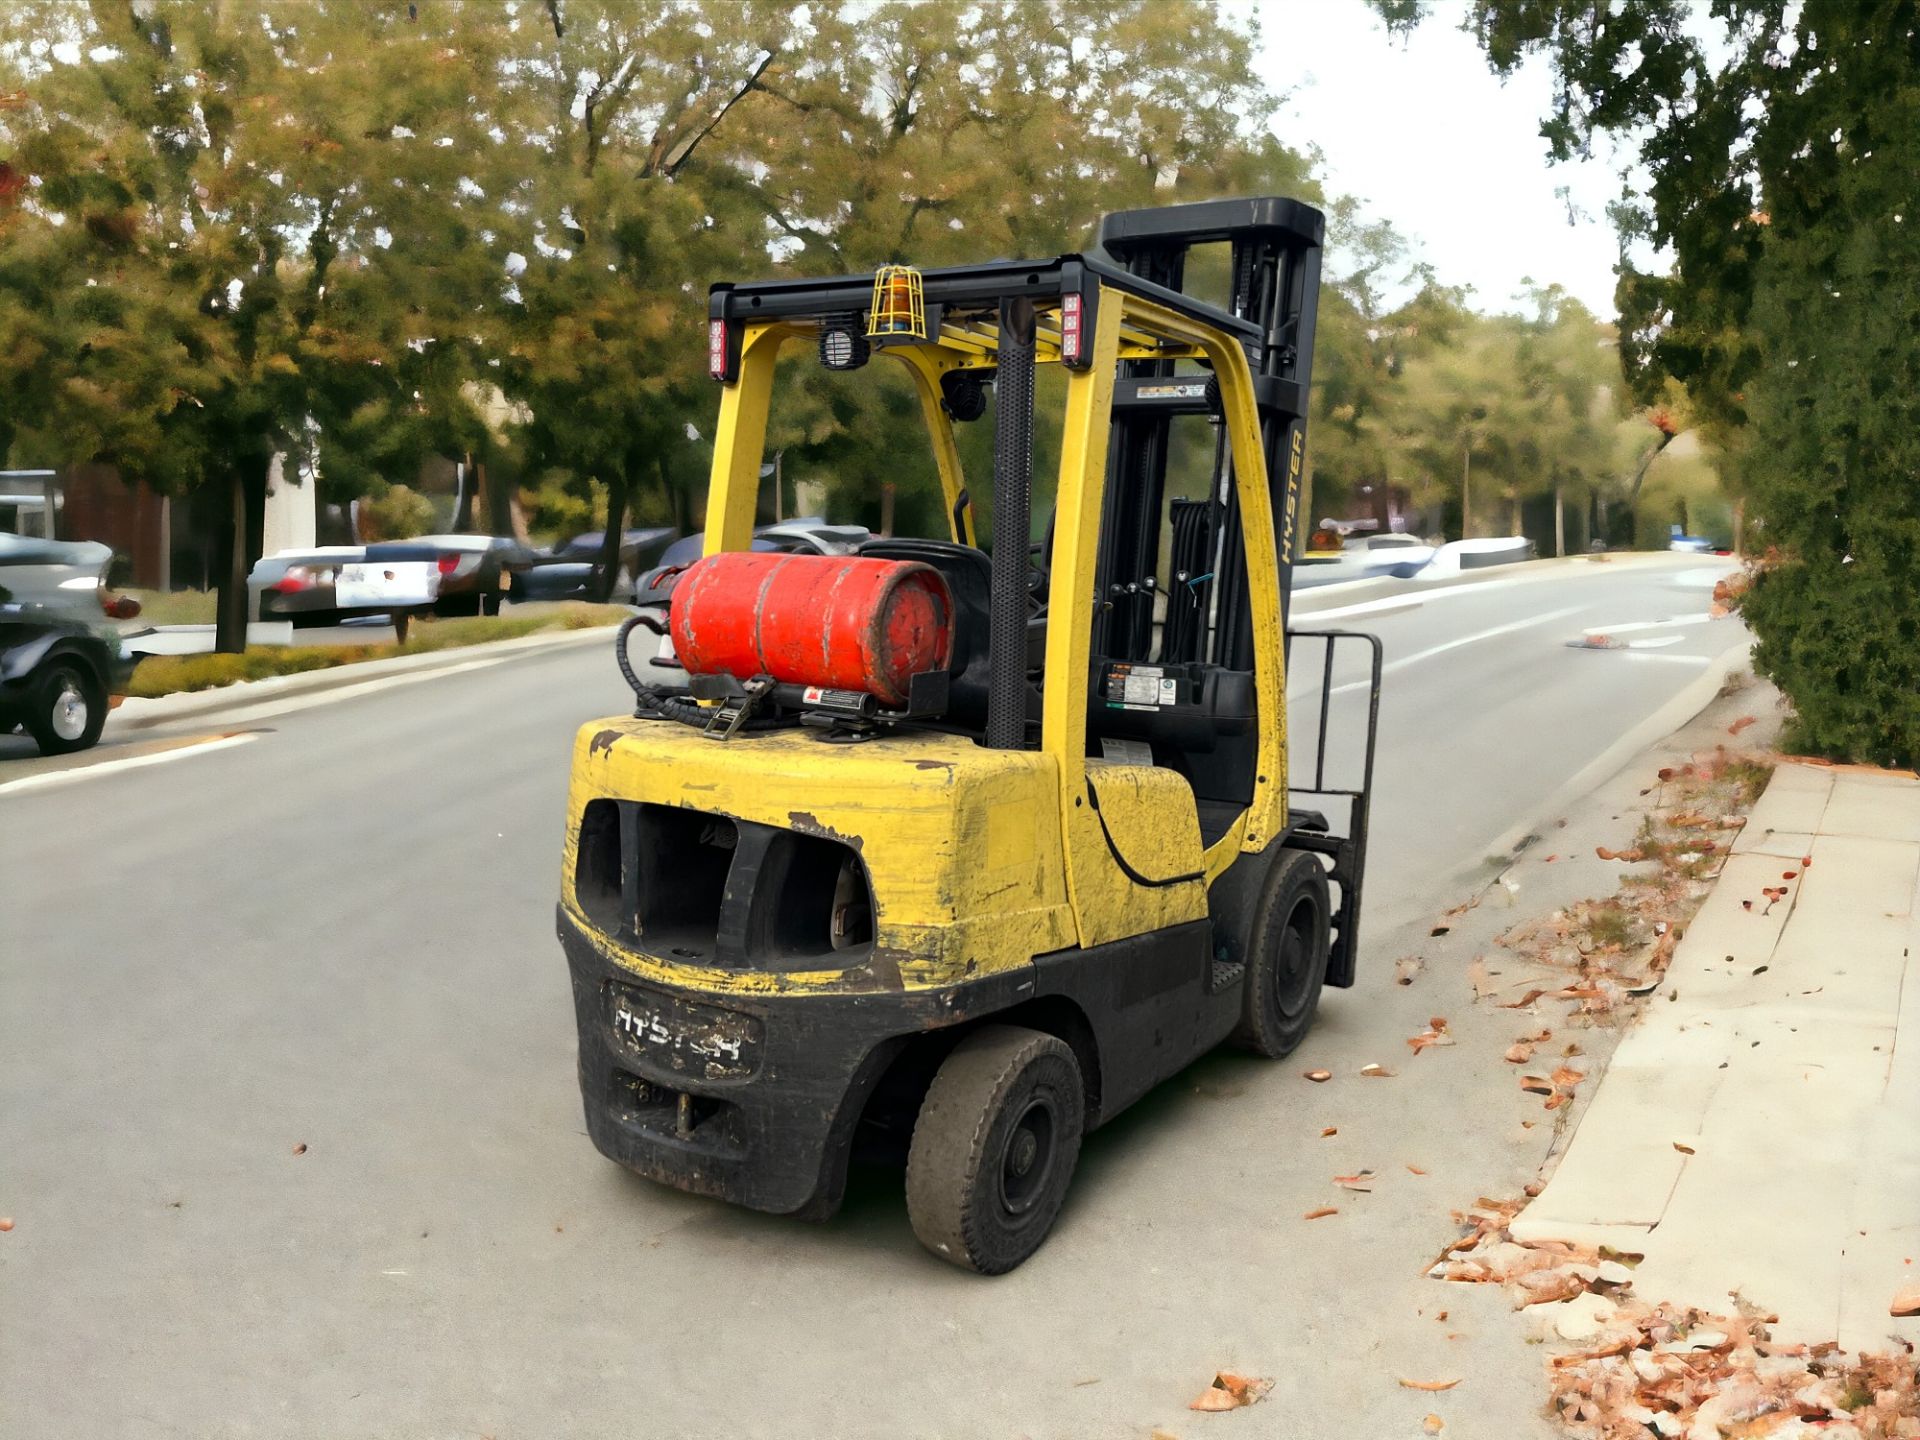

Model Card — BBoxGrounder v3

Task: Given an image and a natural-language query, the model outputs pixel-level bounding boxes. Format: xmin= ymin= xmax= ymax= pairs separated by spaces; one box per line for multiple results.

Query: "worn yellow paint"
xmin=562 ymin=720 xmax=1075 ymax=995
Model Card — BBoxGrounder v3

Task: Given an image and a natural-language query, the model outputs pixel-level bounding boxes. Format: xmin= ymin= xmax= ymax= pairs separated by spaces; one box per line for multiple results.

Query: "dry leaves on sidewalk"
xmin=1188 ymin=1372 xmax=1272 ymax=1411
xmin=1409 ymin=1017 xmax=1455 ymax=1054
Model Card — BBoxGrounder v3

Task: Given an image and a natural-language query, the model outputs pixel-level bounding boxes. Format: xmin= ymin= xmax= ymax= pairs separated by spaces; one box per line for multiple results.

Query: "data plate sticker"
xmin=606 ymin=983 xmax=763 ymax=1081
xmin=1105 ymin=662 xmax=1177 ymax=712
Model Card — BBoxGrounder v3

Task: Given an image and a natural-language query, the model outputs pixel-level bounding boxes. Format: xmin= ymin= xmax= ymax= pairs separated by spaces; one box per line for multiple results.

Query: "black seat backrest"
xmin=858 ymin=538 xmax=992 ymax=725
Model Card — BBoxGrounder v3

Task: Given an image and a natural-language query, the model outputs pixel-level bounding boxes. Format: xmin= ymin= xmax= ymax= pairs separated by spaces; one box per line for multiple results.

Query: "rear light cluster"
xmin=273 ymin=564 xmax=331 ymax=593
xmin=437 ymin=553 xmax=460 ymax=575
xmin=1059 ymin=292 xmax=1084 ymax=365
xmin=708 ymin=319 xmax=728 ymax=380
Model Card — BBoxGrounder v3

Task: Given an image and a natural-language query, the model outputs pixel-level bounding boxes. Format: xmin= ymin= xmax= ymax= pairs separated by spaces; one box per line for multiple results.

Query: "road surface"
xmin=0 ymin=554 xmax=1747 ymax=1439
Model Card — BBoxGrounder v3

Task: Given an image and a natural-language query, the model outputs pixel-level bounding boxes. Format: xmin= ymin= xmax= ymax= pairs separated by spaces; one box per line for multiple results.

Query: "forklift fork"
xmin=1281 ymin=628 xmax=1384 ymax=988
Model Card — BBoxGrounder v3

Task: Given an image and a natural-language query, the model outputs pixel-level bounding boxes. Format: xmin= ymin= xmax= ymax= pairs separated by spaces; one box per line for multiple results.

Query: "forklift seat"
xmin=859 ymin=538 xmax=995 ymax=725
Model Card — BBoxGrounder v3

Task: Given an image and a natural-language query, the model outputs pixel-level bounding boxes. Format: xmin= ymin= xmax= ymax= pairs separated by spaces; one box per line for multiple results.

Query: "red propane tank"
xmin=669 ymin=551 xmax=953 ymax=707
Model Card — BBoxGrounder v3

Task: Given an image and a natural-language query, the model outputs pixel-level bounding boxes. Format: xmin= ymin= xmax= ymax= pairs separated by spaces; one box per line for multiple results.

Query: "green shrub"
xmin=357 ymin=482 xmax=437 ymax=540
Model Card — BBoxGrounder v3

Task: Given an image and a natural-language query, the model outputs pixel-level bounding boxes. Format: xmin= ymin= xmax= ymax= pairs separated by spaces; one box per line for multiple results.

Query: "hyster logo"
xmin=1281 ymin=429 xmax=1305 ymax=557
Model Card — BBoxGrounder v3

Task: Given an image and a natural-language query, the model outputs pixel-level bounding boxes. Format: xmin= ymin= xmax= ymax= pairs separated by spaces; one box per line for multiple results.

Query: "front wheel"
xmin=906 ymin=1026 xmax=1084 ymax=1274
xmin=1231 ymin=847 xmax=1332 ymax=1058
xmin=25 ymin=660 xmax=107 ymax=756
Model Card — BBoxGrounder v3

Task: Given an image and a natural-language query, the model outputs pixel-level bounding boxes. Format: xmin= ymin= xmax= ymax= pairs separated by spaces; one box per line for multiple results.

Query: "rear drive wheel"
xmin=25 ymin=660 xmax=106 ymax=756
xmin=1232 ymin=847 xmax=1332 ymax=1058
xmin=906 ymin=1025 xmax=1084 ymax=1274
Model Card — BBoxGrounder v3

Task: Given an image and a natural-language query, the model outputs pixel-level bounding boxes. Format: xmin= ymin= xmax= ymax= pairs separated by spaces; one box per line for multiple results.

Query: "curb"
xmin=112 ymin=624 xmax=617 ymax=732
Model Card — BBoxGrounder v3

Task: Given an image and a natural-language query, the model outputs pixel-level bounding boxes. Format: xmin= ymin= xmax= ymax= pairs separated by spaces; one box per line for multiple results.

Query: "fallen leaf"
xmin=1523 ymin=1181 xmax=1543 ymax=1197
xmin=1407 ymin=1164 xmax=1428 ymax=1176
xmin=1549 ymin=1065 xmax=1585 ymax=1088
xmin=1408 ymin=1028 xmax=1455 ymax=1054
xmin=1466 ymin=956 xmax=1495 ymax=999
xmin=1781 ymin=870 xmax=1797 ymax=880
xmin=1673 ymin=1141 xmax=1696 ymax=1155
xmin=1504 ymin=1042 xmax=1535 ymax=1064
xmin=1728 ymin=714 xmax=1757 ymax=735
xmin=1303 ymin=1206 xmax=1338 ymax=1220
xmin=1498 ymin=988 xmax=1549 ymax=1009
xmin=291 ymin=1143 xmax=308 ymax=1156
xmin=1398 ymin=1377 xmax=1462 ymax=1392
xmin=1189 ymin=1387 xmax=1238 ymax=1412
xmin=1303 ymin=1068 xmax=1332 ymax=1083
xmin=1519 ymin=1075 xmax=1555 ymax=1095
xmin=1395 ymin=955 xmax=1426 ymax=986
xmin=1543 ymin=853 xmax=1559 ymax=863
xmin=1334 ymin=1171 xmax=1375 ymax=1191
xmin=1359 ymin=1063 xmax=1396 ymax=1078
xmin=1430 ymin=924 xmax=1450 ymax=937
xmin=1320 ymin=1126 xmax=1337 ymax=1138
xmin=1424 ymin=1415 xmax=1445 ymax=1435
xmin=1801 ymin=854 xmax=1813 ymax=868
xmin=1741 ymin=900 xmax=1753 ymax=911
xmin=1657 ymin=767 xmax=1676 ymax=781
xmin=1188 ymin=1371 xmax=1273 ymax=1411
xmin=1893 ymin=1282 xmax=1920 ymax=1317
xmin=0 ymin=1217 xmax=12 ymax=1232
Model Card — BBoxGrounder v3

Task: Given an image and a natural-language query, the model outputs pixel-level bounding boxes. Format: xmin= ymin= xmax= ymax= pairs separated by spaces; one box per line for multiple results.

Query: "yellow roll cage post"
xmin=557 ymin=200 xmax=1385 ymax=1272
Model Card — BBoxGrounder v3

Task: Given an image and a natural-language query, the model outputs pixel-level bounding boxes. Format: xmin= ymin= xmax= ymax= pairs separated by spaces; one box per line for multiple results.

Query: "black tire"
xmin=24 ymin=660 xmax=106 ymax=756
xmin=1231 ymin=847 xmax=1332 ymax=1058
xmin=905 ymin=1025 xmax=1084 ymax=1274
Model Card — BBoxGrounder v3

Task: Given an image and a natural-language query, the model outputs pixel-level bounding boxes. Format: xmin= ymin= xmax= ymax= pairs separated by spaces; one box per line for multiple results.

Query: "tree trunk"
xmin=594 ymin=472 xmax=630 ymax=603
xmin=452 ymin=455 xmax=474 ymax=531
xmin=1460 ymin=442 xmax=1472 ymax=540
xmin=1554 ymin=477 xmax=1566 ymax=557
xmin=214 ymin=462 xmax=267 ymax=655
xmin=1733 ymin=497 xmax=1746 ymax=557
xmin=483 ymin=458 xmax=512 ymax=538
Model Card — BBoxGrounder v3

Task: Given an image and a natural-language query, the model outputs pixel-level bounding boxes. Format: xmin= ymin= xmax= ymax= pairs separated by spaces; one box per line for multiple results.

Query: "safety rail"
xmin=1281 ymin=628 xmax=1383 ymax=988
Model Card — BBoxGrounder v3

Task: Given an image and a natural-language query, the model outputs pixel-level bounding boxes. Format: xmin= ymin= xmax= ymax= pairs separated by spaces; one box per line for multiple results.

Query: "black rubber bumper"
xmin=558 ymin=908 xmax=1025 ymax=1219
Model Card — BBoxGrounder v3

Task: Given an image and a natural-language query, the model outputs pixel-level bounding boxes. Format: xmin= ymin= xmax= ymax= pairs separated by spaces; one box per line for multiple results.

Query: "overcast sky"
xmin=1245 ymin=0 xmax=1632 ymax=319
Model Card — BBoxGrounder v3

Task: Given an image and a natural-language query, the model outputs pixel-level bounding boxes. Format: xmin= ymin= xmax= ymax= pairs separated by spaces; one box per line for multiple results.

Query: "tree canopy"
xmin=1388 ymin=0 xmax=1920 ymax=763
xmin=2 ymin=0 xmax=1728 ymax=651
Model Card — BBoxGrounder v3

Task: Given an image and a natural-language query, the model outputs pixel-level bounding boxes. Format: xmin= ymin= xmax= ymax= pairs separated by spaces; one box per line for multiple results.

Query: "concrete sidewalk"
xmin=1513 ymin=758 xmax=1920 ymax=1352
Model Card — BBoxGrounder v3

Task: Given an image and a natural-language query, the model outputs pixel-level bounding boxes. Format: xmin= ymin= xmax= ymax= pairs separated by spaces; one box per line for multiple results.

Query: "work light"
xmin=818 ymin=315 xmax=870 ymax=371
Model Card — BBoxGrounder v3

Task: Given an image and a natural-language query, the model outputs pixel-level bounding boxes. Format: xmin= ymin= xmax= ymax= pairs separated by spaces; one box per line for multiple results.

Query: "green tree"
xmin=0 ymin=1 xmax=493 ymax=650
xmin=1389 ymin=0 xmax=1920 ymax=761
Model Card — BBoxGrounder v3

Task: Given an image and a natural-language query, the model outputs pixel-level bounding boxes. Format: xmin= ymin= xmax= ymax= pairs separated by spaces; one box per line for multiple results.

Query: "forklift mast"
xmin=1093 ymin=197 xmax=1323 ymax=666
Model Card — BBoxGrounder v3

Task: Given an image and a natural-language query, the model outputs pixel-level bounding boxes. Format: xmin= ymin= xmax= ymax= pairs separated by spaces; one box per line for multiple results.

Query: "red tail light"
xmin=1059 ymin=292 xmax=1084 ymax=364
xmin=437 ymin=553 xmax=460 ymax=575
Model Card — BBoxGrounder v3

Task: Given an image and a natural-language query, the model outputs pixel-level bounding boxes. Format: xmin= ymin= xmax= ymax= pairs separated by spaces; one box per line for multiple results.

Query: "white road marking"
xmin=0 ymin=732 xmax=260 ymax=798
xmin=1625 ymin=636 xmax=1686 ymax=649
xmin=1318 ymin=604 xmax=1588 ymax=697
xmin=1297 ymin=577 xmax=1519 ymax=624
xmin=1580 ymin=613 xmax=1714 ymax=636
xmin=1622 ymin=651 xmax=1715 ymax=666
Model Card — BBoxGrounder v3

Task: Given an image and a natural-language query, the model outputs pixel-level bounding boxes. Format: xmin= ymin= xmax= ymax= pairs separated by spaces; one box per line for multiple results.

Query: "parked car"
xmin=1 ymin=534 xmax=142 ymax=755
xmin=249 ymin=545 xmax=367 ymax=625
xmin=367 ymin=534 xmax=536 ymax=616
xmin=519 ymin=527 xmax=679 ymax=604
xmin=250 ymin=533 xmax=538 ymax=625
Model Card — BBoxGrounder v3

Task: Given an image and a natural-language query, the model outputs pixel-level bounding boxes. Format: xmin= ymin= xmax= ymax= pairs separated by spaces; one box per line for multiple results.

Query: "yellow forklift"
xmin=556 ymin=197 xmax=1381 ymax=1272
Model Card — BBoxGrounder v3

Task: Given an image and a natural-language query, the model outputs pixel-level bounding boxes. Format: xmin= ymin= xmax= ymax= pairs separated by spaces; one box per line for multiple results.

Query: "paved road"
xmin=0 ymin=554 xmax=1747 ymax=1439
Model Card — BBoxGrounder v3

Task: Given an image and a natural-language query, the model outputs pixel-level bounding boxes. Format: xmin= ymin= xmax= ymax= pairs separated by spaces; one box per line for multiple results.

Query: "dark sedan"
xmin=1 ymin=534 xmax=142 ymax=755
